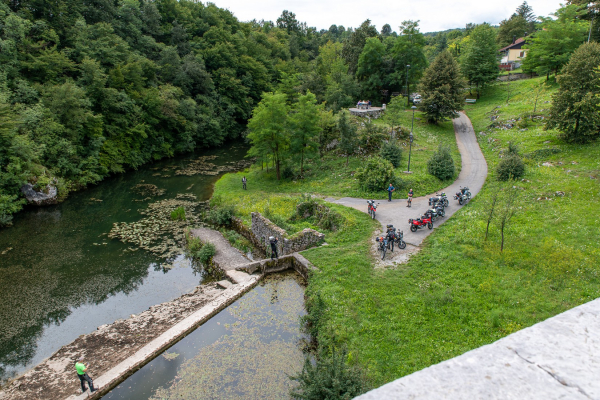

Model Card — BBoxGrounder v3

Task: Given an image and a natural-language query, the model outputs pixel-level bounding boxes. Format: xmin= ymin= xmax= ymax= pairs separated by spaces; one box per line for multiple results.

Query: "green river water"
xmin=0 ymin=142 xmax=249 ymax=385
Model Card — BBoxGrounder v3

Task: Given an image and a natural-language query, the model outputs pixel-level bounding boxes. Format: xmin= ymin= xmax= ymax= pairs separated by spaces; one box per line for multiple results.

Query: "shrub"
xmin=282 ymin=165 xmax=295 ymax=180
xmin=496 ymin=154 xmax=525 ymax=181
xmin=427 ymin=145 xmax=455 ymax=180
xmin=379 ymin=140 xmax=403 ymax=168
xmin=290 ymin=346 xmax=369 ymax=400
xmin=355 ymin=156 xmax=399 ymax=192
xmin=170 ymin=206 xmax=186 ymax=221
xmin=208 ymin=205 xmax=234 ymax=226
xmin=197 ymin=243 xmax=216 ymax=265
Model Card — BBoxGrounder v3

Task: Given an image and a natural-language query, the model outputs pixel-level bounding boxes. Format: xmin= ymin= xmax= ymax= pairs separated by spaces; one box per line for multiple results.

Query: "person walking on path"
xmin=407 ymin=188 xmax=413 ymax=207
xmin=387 ymin=183 xmax=395 ymax=202
xmin=242 ymin=176 xmax=247 ymax=190
xmin=75 ymin=356 xmax=97 ymax=394
xmin=269 ymin=236 xmax=279 ymax=259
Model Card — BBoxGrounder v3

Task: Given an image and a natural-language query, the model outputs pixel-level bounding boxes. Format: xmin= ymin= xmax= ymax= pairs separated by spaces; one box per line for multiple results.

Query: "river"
xmin=0 ymin=142 xmax=248 ymax=385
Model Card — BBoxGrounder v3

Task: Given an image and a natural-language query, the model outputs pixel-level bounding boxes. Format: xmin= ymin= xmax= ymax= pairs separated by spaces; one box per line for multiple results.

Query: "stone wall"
xmin=249 ymin=212 xmax=325 ymax=256
xmin=234 ymin=252 xmax=319 ymax=281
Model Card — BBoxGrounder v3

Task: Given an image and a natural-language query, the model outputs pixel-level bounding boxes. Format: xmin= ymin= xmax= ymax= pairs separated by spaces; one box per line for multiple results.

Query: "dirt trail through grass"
xmin=328 ymin=112 xmax=487 ymax=249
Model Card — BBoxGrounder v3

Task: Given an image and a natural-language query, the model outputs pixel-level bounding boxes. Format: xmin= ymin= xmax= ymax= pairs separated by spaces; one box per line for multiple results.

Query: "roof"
xmin=499 ymin=37 xmax=527 ymax=52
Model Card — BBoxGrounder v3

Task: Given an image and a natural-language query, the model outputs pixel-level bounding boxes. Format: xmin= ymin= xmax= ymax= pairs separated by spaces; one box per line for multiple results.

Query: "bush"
xmin=355 ymin=156 xmax=399 ymax=192
xmin=427 ymin=145 xmax=455 ymax=180
xmin=496 ymin=154 xmax=525 ymax=181
xmin=208 ymin=205 xmax=234 ymax=226
xmin=197 ymin=243 xmax=216 ymax=265
xmin=282 ymin=165 xmax=295 ymax=180
xmin=290 ymin=346 xmax=369 ymax=400
xmin=379 ymin=140 xmax=403 ymax=168
xmin=170 ymin=206 xmax=186 ymax=221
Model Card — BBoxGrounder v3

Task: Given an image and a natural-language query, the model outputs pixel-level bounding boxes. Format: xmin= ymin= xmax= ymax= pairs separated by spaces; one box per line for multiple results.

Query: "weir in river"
xmin=0 ymin=142 xmax=248 ymax=385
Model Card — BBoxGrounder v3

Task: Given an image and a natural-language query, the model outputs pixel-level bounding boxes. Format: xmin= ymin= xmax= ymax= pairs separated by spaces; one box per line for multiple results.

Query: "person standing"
xmin=75 ymin=356 xmax=97 ymax=394
xmin=368 ymin=100 xmax=371 ymax=109
xmin=242 ymin=176 xmax=247 ymax=190
xmin=269 ymin=236 xmax=279 ymax=259
xmin=387 ymin=183 xmax=395 ymax=202
xmin=407 ymin=188 xmax=413 ymax=207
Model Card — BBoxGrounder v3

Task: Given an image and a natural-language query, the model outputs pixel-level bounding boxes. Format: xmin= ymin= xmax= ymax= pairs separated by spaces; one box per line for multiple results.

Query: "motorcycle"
xmin=425 ymin=204 xmax=445 ymax=222
xmin=408 ymin=214 xmax=433 ymax=232
xmin=375 ymin=235 xmax=389 ymax=260
xmin=429 ymin=192 xmax=449 ymax=208
xmin=454 ymin=186 xmax=472 ymax=205
xmin=367 ymin=200 xmax=379 ymax=219
xmin=385 ymin=225 xmax=407 ymax=251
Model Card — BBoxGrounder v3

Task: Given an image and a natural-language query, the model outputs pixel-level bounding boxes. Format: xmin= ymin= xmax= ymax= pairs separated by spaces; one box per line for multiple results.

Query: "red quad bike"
xmin=408 ymin=214 xmax=433 ymax=232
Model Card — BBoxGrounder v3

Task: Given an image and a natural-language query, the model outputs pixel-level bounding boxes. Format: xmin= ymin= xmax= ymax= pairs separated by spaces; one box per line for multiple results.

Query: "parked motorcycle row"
xmin=369 ymin=187 xmax=472 ymax=260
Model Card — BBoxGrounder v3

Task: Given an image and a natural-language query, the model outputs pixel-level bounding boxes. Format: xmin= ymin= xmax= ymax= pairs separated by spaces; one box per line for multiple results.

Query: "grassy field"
xmin=215 ymin=109 xmax=460 ymax=210
xmin=213 ymin=77 xmax=600 ymax=388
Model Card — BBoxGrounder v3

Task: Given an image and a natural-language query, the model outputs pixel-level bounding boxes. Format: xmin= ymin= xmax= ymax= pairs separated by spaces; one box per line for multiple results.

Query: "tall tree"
xmin=461 ymin=23 xmax=499 ymax=98
xmin=522 ymin=4 xmax=589 ymax=79
xmin=516 ymin=1 xmax=536 ymax=23
xmin=497 ymin=15 xmax=530 ymax=48
xmin=341 ymin=19 xmax=378 ymax=75
xmin=247 ymin=92 xmax=289 ymax=180
xmin=288 ymin=91 xmax=321 ymax=174
xmin=337 ymin=110 xmax=358 ymax=166
xmin=546 ymin=42 xmax=600 ymax=143
xmin=419 ymin=50 xmax=464 ymax=123
xmin=390 ymin=20 xmax=427 ymax=101
xmin=356 ymin=37 xmax=385 ymax=101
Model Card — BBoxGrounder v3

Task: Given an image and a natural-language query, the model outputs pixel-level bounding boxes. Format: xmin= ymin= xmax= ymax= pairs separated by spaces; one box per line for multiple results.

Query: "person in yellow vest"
xmin=75 ymin=356 xmax=98 ymax=394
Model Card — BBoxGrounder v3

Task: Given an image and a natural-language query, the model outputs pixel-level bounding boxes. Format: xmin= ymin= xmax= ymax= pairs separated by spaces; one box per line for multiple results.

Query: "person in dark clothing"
xmin=242 ymin=176 xmax=247 ymax=190
xmin=407 ymin=188 xmax=413 ymax=207
xmin=75 ymin=356 xmax=97 ymax=394
xmin=269 ymin=236 xmax=278 ymax=259
xmin=387 ymin=183 xmax=395 ymax=202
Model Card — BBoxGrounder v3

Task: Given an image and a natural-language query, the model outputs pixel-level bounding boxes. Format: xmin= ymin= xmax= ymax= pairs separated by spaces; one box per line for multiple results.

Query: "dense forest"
xmin=0 ymin=0 xmax=594 ymax=226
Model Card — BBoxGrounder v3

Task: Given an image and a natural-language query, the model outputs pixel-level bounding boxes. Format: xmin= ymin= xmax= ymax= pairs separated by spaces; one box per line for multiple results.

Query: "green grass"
xmin=214 ymin=79 xmax=600 ymax=388
xmin=217 ymin=111 xmax=460 ymax=208
xmin=299 ymin=77 xmax=600 ymax=386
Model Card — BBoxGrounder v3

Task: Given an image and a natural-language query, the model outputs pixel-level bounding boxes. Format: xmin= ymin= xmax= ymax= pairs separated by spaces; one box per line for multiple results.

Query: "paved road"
xmin=327 ymin=112 xmax=487 ymax=247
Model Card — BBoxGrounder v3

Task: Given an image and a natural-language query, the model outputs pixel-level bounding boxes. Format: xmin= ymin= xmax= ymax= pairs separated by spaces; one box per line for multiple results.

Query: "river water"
xmin=104 ymin=272 xmax=307 ymax=400
xmin=0 ymin=142 xmax=248 ymax=384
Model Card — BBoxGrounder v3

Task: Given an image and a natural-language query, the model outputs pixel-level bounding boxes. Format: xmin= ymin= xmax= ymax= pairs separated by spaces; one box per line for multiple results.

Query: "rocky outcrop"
xmin=20 ymin=183 xmax=58 ymax=206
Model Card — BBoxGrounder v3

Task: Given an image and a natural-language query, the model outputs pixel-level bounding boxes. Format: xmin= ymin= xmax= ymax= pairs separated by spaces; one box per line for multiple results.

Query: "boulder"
xmin=20 ymin=183 xmax=58 ymax=206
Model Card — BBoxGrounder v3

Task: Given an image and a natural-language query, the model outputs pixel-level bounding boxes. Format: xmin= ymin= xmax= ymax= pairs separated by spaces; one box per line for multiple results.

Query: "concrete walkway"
xmin=328 ymin=112 xmax=487 ymax=247
xmin=190 ymin=227 xmax=250 ymax=270
xmin=356 ymin=297 xmax=600 ymax=400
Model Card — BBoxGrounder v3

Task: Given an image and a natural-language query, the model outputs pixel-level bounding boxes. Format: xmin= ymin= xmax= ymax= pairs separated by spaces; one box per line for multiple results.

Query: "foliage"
xmin=545 ymin=42 xmax=600 ymax=143
xmin=294 ymin=198 xmax=343 ymax=231
xmin=496 ymin=154 xmax=525 ymax=181
xmin=170 ymin=207 xmax=186 ymax=221
xmin=290 ymin=346 xmax=369 ymax=400
xmin=247 ymin=92 xmax=289 ymax=180
xmin=197 ymin=243 xmax=216 ymax=266
xmin=497 ymin=2 xmax=538 ymax=47
xmin=342 ymin=20 xmax=379 ymax=75
xmin=461 ymin=24 xmax=499 ymax=97
xmin=389 ymin=21 xmax=428 ymax=97
xmin=379 ymin=140 xmax=403 ymax=168
xmin=208 ymin=205 xmax=235 ymax=226
xmin=355 ymin=156 xmax=398 ymax=191
xmin=522 ymin=4 xmax=589 ymax=78
xmin=289 ymin=91 xmax=322 ymax=174
xmin=419 ymin=50 xmax=465 ymax=123
xmin=427 ymin=145 xmax=455 ymax=180
xmin=337 ymin=111 xmax=358 ymax=166
xmin=358 ymin=119 xmax=387 ymax=153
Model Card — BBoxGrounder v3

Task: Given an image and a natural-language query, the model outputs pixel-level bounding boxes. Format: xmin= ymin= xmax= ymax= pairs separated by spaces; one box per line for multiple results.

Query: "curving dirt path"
xmin=327 ymin=112 xmax=487 ymax=261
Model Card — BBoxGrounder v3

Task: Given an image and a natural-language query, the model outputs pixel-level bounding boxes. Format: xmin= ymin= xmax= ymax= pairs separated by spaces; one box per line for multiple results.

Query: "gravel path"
xmin=327 ymin=112 xmax=487 ymax=250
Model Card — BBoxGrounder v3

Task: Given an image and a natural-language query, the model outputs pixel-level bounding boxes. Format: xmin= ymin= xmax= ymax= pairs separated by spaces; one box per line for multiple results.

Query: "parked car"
xmin=410 ymin=93 xmax=422 ymax=104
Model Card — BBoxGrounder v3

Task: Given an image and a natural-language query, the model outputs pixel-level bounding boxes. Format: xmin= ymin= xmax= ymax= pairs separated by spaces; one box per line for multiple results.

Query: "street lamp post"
xmin=406 ymin=64 xmax=411 ymax=108
xmin=407 ymin=105 xmax=416 ymax=172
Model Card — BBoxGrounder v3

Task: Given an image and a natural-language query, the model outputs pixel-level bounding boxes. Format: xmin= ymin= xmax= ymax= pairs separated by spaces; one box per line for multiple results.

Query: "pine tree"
xmin=546 ymin=42 xmax=600 ymax=143
xmin=418 ymin=50 xmax=465 ymax=123
xmin=461 ymin=24 xmax=499 ymax=98
xmin=337 ymin=110 xmax=358 ymax=166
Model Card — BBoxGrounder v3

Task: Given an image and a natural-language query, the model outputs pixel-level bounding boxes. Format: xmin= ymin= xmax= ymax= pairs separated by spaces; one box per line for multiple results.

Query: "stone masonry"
xmin=249 ymin=212 xmax=325 ymax=256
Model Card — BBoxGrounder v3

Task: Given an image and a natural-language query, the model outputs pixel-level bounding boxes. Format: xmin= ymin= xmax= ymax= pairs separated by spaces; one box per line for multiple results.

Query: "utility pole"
xmin=407 ymin=106 xmax=416 ymax=172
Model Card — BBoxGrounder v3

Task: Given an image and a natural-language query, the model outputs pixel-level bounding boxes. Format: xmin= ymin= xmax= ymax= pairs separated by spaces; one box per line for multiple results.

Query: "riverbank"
xmin=212 ymin=80 xmax=600 ymax=389
xmin=0 ymin=143 xmax=249 ymax=385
